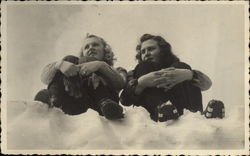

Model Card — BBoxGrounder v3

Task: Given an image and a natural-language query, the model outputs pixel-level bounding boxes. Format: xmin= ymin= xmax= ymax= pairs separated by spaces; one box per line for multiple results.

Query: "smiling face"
xmin=140 ymin=39 xmax=162 ymax=63
xmin=81 ymin=37 xmax=105 ymax=61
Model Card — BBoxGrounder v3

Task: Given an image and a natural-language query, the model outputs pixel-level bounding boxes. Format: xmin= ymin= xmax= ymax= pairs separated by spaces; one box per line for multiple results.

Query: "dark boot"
xmin=157 ymin=101 xmax=179 ymax=122
xmin=203 ymin=99 xmax=225 ymax=119
xmin=99 ymin=98 xmax=124 ymax=120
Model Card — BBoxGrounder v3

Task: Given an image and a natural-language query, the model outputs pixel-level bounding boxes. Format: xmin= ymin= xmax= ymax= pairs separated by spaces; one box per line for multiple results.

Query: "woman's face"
xmin=81 ymin=37 xmax=105 ymax=60
xmin=140 ymin=39 xmax=162 ymax=63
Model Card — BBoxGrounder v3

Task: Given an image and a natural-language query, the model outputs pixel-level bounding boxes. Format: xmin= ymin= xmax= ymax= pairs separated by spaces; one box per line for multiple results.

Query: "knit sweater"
xmin=40 ymin=60 xmax=125 ymax=91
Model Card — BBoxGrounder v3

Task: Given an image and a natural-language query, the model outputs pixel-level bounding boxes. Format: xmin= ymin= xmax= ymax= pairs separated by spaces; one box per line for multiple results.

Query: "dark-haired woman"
xmin=120 ymin=34 xmax=212 ymax=122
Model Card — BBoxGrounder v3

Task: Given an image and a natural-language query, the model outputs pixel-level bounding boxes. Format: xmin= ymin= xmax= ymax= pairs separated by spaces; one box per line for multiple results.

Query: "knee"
xmin=134 ymin=61 xmax=163 ymax=78
xmin=62 ymin=55 xmax=79 ymax=65
xmin=34 ymin=89 xmax=51 ymax=104
xmin=171 ymin=62 xmax=191 ymax=70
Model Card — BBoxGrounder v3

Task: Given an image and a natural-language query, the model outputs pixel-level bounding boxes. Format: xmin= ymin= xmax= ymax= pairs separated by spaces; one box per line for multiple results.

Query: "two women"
xmin=35 ymin=34 xmax=213 ymax=122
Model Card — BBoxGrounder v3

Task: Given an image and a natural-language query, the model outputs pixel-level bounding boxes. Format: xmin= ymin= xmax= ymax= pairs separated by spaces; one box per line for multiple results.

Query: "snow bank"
xmin=6 ymin=100 xmax=244 ymax=150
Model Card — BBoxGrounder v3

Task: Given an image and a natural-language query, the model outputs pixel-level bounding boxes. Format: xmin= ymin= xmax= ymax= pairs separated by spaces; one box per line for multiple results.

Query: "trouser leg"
xmin=133 ymin=62 xmax=168 ymax=120
xmin=48 ymin=71 xmax=89 ymax=115
xmin=87 ymin=82 xmax=120 ymax=115
xmin=169 ymin=62 xmax=203 ymax=113
xmin=47 ymin=55 xmax=90 ymax=115
xmin=133 ymin=61 xmax=203 ymax=120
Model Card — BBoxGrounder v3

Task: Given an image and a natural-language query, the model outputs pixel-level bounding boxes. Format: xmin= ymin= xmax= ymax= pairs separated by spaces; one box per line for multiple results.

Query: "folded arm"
xmin=151 ymin=62 xmax=212 ymax=91
xmin=79 ymin=61 xmax=126 ymax=91
xmin=41 ymin=59 xmax=79 ymax=85
xmin=120 ymin=64 xmax=212 ymax=106
xmin=41 ymin=61 xmax=60 ymax=85
xmin=98 ymin=63 xmax=126 ymax=91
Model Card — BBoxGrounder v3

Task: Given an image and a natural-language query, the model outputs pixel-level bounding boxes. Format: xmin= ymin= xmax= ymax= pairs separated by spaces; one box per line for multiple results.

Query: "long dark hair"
xmin=136 ymin=34 xmax=179 ymax=67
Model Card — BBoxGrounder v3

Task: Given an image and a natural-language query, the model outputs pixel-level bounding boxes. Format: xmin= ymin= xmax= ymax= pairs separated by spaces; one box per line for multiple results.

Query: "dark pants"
xmin=133 ymin=61 xmax=202 ymax=119
xmin=46 ymin=55 xmax=119 ymax=115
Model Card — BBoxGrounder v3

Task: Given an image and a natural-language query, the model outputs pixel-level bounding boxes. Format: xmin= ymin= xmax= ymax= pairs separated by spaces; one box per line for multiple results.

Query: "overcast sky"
xmin=4 ymin=2 xmax=247 ymax=111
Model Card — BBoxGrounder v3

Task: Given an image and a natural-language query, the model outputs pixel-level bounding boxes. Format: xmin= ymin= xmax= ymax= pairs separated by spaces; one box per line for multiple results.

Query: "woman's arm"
xmin=41 ymin=60 xmax=79 ymax=85
xmin=98 ymin=62 xmax=126 ymax=91
xmin=120 ymin=63 xmax=212 ymax=106
xmin=120 ymin=70 xmax=163 ymax=106
xmin=134 ymin=71 xmax=162 ymax=94
xmin=79 ymin=61 xmax=126 ymax=91
xmin=40 ymin=61 xmax=61 ymax=85
xmin=152 ymin=62 xmax=212 ymax=91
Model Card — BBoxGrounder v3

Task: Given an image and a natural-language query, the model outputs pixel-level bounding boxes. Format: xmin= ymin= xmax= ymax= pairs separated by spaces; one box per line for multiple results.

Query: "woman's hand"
xmin=78 ymin=61 xmax=104 ymax=76
xmin=154 ymin=67 xmax=193 ymax=91
xmin=137 ymin=71 xmax=162 ymax=88
xmin=134 ymin=71 xmax=162 ymax=95
xmin=58 ymin=61 xmax=79 ymax=77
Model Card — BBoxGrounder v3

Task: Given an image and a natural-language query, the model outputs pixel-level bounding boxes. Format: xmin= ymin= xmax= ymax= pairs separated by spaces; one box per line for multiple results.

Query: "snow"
xmin=6 ymin=100 xmax=245 ymax=151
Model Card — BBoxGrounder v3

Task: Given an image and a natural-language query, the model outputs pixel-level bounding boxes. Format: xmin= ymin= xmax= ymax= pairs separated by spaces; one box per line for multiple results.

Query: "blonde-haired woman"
xmin=35 ymin=34 xmax=125 ymax=120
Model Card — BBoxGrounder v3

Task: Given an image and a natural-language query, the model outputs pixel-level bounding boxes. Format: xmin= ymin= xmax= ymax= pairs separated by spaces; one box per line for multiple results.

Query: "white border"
xmin=1 ymin=2 xmax=8 ymax=154
xmin=1 ymin=1 xmax=249 ymax=155
xmin=244 ymin=1 xmax=250 ymax=153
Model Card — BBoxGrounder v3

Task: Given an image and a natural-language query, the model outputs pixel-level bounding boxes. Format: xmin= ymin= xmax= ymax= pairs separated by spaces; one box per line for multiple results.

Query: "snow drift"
xmin=6 ymin=100 xmax=244 ymax=150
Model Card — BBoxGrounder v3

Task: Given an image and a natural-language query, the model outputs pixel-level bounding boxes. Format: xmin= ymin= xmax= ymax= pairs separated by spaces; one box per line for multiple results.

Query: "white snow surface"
xmin=7 ymin=100 xmax=244 ymax=150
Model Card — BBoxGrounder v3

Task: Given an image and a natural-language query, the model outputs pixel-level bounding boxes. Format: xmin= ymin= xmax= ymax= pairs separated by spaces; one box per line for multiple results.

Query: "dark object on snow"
xmin=157 ymin=101 xmax=179 ymax=122
xmin=34 ymin=89 xmax=52 ymax=107
xmin=99 ymin=98 xmax=124 ymax=120
xmin=204 ymin=99 xmax=225 ymax=119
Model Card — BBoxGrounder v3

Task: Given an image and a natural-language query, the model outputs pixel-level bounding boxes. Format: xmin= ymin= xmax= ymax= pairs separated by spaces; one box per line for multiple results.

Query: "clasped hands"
xmin=58 ymin=61 xmax=103 ymax=77
xmin=138 ymin=67 xmax=193 ymax=91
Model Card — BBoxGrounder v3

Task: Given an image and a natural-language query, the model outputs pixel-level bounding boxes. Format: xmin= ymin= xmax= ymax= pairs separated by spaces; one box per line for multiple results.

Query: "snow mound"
xmin=6 ymin=100 xmax=244 ymax=150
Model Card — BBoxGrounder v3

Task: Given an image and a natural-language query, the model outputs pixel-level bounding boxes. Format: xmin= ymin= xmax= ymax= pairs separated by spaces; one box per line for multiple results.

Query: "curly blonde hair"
xmin=78 ymin=34 xmax=116 ymax=66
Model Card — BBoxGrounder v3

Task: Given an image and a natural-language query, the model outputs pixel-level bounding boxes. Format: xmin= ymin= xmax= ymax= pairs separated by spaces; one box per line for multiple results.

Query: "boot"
xmin=157 ymin=101 xmax=179 ymax=122
xmin=204 ymin=99 xmax=225 ymax=119
xmin=99 ymin=98 xmax=124 ymax=120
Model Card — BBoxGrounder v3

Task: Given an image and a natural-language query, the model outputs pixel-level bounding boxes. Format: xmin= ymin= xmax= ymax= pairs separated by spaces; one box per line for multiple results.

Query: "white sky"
xmin=4 ymin=3 xmax=247 ymax=111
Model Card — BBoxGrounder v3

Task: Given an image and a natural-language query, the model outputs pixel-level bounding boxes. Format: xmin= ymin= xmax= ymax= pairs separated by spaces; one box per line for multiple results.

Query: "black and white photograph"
xmin=1 ymin=1 xmax=249 ymax=155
